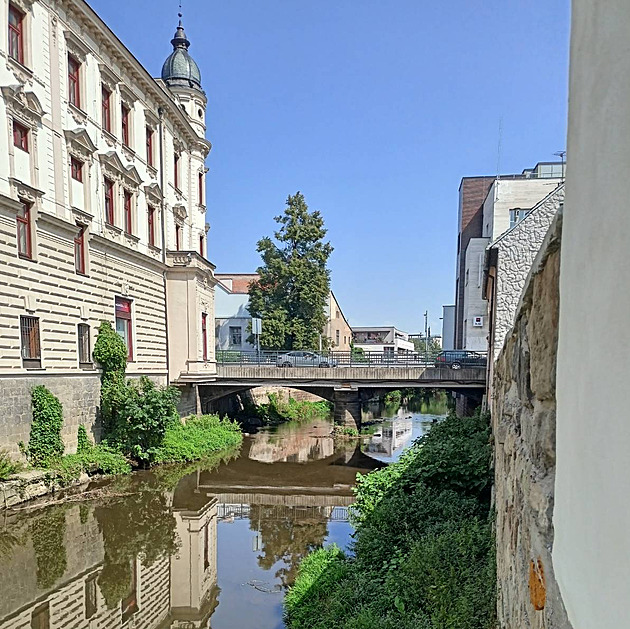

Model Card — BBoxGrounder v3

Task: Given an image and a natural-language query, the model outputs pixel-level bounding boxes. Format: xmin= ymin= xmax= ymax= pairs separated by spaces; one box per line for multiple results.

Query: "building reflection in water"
xmin=366 ymin=417 xmax=413 ymax=457
xmin=0 ymin=421 xmax=382 ymax=629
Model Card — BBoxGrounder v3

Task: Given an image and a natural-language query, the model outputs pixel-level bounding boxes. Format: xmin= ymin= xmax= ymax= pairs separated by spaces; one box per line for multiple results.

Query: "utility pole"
xmin=424 ymin=310 xmax=429 ymax=356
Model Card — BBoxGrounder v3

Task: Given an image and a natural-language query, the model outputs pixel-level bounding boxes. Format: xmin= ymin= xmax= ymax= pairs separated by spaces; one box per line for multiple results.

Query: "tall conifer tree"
xmin=248 ymin=192 xmax=333 ymax=349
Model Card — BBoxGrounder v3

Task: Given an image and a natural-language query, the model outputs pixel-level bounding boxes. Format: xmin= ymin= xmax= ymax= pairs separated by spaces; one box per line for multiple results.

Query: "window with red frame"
xmin=115 ymin=297 xmax=133 ymax=361
xmin=148 ymin=206 xmax=155 ymax=247
xmin=20 ymin=315 xmax=41 ymax=368
xmin=199 ymin=234 xmax=204 ymax=257
xmin=13 ymin=120 xmax=28 ymax=152
xmin=121 ymin=104 xmax=130 ymax=146
xmin=202 ymin=313 xmax=208 ymax=361
xmin=146 ymin=126 xmax=153 ymax=167
xmin=102 ymin=86 xmax=111 ymax=132
xmin=16 ymin=201 xmax=31 ymax=259
xmin=175 ymin=223 xmax=181 ymax=251
xmin=68 ymin=55 xmax=80 ymax=108
xmin=198 ymin=171 xmax=203 ymax=205
xmin=8 ymin=4 xmax=24 ymax=65
xmin=104 ymin=178 xmax=114 ymax=225
xmin=174 ymin=153 xmax=179 ymax=189
xmin=74 ymin=225 xmax=86 ymax=274
xmin=124 ymin=190 xmax=132 ymax=234
xmin=70 ymin=157 xmax=83 ymax=182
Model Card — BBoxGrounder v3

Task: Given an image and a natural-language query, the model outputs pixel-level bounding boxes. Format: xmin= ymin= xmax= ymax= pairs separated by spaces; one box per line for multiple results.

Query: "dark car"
xmin=434 ymin=350 xmax=486 ymax=370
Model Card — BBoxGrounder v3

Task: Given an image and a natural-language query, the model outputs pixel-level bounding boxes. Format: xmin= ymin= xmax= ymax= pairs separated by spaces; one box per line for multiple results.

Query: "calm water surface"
xmin=0 ymin=408 xmax=444 ymax=629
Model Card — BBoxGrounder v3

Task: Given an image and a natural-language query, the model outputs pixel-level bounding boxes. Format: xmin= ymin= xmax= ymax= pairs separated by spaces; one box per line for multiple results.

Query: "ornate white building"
xmin=0 ymin=0 xmax=217 ymax=454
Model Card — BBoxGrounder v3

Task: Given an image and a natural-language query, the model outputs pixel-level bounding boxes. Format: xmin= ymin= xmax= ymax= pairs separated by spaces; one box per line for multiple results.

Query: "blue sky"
xmin=89 ymin=0 xmax=570 ymax=334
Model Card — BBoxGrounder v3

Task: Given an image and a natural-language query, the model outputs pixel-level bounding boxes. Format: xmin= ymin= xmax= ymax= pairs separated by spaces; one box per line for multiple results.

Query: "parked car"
xmin=276 ymin=351 xmax=338 ymax=368
xmin=434 ymin=350 xmax=486 ymax=370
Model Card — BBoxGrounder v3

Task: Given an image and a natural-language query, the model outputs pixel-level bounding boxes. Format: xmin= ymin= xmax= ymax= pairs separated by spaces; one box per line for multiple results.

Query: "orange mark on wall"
xmin=529 ymin=558 xmax=546 ymax=611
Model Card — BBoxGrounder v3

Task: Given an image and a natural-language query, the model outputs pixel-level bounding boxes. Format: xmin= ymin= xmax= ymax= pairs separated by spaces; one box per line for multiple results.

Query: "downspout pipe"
xmin=158 ymin=106 xmax=170 ymax=384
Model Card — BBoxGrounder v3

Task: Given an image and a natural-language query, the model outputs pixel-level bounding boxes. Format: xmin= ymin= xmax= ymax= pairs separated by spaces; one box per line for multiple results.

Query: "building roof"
xmin=215 ymin=273 xmax=259 ymax=294
xmin=161 ymin=20 xmax=203 ymax=93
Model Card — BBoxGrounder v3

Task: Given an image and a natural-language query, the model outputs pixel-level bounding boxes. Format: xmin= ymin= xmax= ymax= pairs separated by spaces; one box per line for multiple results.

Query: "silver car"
xmin=276 ymin=351 xmax=337 ymax=368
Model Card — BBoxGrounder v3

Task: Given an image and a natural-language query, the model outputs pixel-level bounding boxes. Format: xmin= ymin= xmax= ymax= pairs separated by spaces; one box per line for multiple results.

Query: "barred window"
xmin=77 ymin=323 xmax=90 ymax=365
xmin=20 ymin=315 xmax=41 ymax=368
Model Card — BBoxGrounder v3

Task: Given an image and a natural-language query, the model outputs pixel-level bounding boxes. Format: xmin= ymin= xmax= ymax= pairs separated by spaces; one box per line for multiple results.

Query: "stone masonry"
xmin=492 ymin=213 xmax=573 ymax=628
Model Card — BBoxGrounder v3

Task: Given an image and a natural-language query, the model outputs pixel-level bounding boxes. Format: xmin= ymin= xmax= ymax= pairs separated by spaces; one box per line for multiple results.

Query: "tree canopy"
xmin=248 ymin=192 xmax=333 ymax=350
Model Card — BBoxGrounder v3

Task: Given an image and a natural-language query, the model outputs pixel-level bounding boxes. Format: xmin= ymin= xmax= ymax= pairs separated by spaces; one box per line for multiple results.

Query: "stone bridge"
xmin=180 ymin=364 xmax=486 ymax=428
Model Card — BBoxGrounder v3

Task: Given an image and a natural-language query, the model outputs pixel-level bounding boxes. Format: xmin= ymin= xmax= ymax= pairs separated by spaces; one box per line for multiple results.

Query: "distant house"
xmin=352 ymin=326 xmax=414 ymax=356
xmin=324 ymin=292 xmax=352 ymax=351
xmin=214 ymin=274 xmax=259 ymax=351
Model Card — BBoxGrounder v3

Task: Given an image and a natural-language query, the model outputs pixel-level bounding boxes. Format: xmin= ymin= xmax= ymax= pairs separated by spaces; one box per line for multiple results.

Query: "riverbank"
xmin=0 ymin=414 xmax=243 ymax=508
xmin=240 ymin=391 xmax=332 ymax=426
xmin=284 ymin=411 xmax=496 ymax=629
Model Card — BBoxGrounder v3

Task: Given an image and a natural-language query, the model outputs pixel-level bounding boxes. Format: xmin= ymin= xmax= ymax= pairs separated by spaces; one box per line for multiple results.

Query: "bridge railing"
xmin=216 ymin=349 xmax=487 ymax=369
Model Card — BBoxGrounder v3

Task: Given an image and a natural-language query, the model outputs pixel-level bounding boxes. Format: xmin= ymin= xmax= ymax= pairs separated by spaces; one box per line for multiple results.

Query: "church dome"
xmin=161 ymin=22 xmax=203 ymax=92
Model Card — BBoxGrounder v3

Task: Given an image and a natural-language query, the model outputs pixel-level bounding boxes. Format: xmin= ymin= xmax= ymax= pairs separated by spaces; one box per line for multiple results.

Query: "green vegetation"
xmin=25 ymin=386 xmax=64 ymax=467
xmin=30 ymin=507 xmax=67 ymax=589
xmin=333 ymin=425 xmax=359 ymax=438
xmin=248 ymin=192 xmax=333 ymax=349
xmin=284 ymin=411 xmax=495 ymax=629
xmin=0 ymin=449 xmax=23 ymax=480
xmin=383 ymin=390 xmax=402 ymax=406
xmin=151 ymin=414 xmax=243 ymax=464
xmin=246 ymin=392 xmax=332 ymax=425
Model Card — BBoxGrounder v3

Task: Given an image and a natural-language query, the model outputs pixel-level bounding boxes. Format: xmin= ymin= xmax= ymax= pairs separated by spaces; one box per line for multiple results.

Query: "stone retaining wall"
xmin=492 ymin=214 xmax=573 ymax=628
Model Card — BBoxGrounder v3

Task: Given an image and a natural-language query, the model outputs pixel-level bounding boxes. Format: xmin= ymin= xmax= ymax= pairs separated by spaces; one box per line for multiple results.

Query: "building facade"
xmin=214 ymin=273 xmax=259 ymax=351
xmin=324 ymin=291 xmax=352 ymax=351
xmin=0 ymin=0 xmax=216 ymax=454
xmin=454 ymin=163 xmax=564 ymax=351
xmin=352 ymin=326 xmax=414 ymax=356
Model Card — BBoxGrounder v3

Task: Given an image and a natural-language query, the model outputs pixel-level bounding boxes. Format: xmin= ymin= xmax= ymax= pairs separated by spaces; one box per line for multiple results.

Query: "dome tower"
xmin=161 ymin=17 xmax=207 ymax=136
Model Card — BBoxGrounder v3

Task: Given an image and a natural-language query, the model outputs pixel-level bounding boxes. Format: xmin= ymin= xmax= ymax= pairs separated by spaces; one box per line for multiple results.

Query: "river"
xmin=0 ymin=404 xmax=446 ymax=629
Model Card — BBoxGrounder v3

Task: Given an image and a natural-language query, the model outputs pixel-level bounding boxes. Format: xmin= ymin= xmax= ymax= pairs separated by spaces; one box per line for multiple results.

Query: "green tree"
xmin=248 ymin=192 xmax=333 ymax=349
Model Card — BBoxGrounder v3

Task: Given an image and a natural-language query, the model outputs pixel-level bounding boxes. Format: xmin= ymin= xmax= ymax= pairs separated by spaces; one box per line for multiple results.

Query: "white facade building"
xmin=352 ymin=326 xmax=414 ymax=356
xmin=214 ymin=273 xmax=258 ymax=351
xmin=0 ymin=0 xmax=216 ymax=453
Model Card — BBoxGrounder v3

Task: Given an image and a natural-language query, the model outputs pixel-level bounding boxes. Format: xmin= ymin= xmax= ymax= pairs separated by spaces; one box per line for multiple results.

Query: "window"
xmin=175 ymin=223 xmax=181 ymax=250
xmin=30 ymin=602 xmax=49 ymax=629
xmin=336 ymin=330 xmax=340 ymax=346
xmin=146 ymin=126 xmax=153 ymax=167
xmin=16 ymin=201 xmax=32 ymax=259
xmin=74 ymin=225 xmax=86 ymax=274
xmin=85 ymin=575 xmax=98 ymax=620
xmin=8 ymin=4 xmax=24 ymax=65
xmin=121 ymin=104 xmax=130 ymax=146
xmin=104 ymin=178 xmax=114 ymax=225
xmin=123 ymin=190 xmax=132 ymax=234
xmin=229 ymin=326 xmax=242 ymax=347
xmin=174 ymin=153 xmax=179 ymax=189
xmin=199 ymin=234 xmax=204 ymax=257
xmin=70 ymin=157 xmax=83 ymax=182
xmin=336 ymin=310 xmax=340 ymax=319
xmin=77 ymin=323 xmax=91 ymax=365
xmin=509 ymin=208 xmax=530 ymax=229
xmin=147 ymin=206 xmax=155 ymax=247
xmin=115 ymin=297 xmax=133 ymax=361
xmin=13 ymin=120 xmax=28 ymax=152
xmin=68 ymin=55 xmax=80 ymax=108
xmin=102 ymin=86 xmax=111 ymax=132
xmin=20 ymin=315 xmax=41 ymax=368
xmin=198 ymin=171 xmax=203 ymax=205
xmin=202 ymin=313 xmax=208 ymax=361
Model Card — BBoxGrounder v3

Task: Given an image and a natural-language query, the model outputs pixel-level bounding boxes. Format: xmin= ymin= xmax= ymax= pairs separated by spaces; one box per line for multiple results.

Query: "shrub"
xmin=0 ymin=449 xmax=23 ymax=480
xmin=93 ymin=321 xmax=127 ymax=383
xmin=253 ymin=393 xmax=332 ymax=425
xmin=383 ymin=390 xmax=402 ymax=405
xmin=102 ymin=376 xmax=180 ymax=461
xmin=49 ymin=445 xmax=131 ymax=485
xmin=151 ymin=414 xmax=242 ymax=464
xmin=77 ymin=424 xmax=92 ymax=454
xmin=27 ymin=386 xmax=64 ymax=467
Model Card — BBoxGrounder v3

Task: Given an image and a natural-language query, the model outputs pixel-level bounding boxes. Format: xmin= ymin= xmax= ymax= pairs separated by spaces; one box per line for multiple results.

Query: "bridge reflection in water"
xmin=0 ymin=420 xmax=380 ymax=629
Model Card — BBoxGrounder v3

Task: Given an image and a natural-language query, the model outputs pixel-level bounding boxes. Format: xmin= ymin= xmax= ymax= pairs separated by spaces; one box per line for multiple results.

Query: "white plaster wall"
xmin=441 ymin=305 xmax=455 ymax=350
xmin=482 ymin=179 xmax=562 ymax=241
xmin=492 ymin=186 xmax=564 ymax=360
xmin=462 ymin=237 xmax=489 ymax=350
xmin=554 ymin=2 xmax=630 ymax=627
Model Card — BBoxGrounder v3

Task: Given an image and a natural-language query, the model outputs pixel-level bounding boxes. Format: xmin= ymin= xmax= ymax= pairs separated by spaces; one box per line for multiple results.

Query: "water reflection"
xmin=0 ymin=419 xmax=381 ymax=629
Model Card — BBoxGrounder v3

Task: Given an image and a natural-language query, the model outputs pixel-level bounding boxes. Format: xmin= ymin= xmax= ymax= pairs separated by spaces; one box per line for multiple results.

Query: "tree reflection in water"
xmin=249 ymin=504 xmax=329 ymax=588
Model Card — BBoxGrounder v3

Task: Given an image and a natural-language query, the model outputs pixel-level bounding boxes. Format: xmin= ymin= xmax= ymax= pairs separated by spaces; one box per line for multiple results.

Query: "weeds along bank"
xmin=0 ymin=322 xmax=242 ymax=493
xmin=284 ymin=411 xmax=496 ymax=629
xmin=242 ymin=391 xmax=332 ymax=426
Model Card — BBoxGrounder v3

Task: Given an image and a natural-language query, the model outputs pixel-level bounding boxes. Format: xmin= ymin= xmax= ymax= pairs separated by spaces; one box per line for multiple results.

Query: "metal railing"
xmin=216 ymin=349 xmax=488 ymax=369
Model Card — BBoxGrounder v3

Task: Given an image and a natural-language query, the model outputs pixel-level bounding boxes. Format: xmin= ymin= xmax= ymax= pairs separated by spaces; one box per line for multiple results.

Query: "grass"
xmin=150 ymin=414 xmax=243 ymax=464
xmin=246 ymin=392 xmax=332 ymax=425
xmin=48 ymin=445 xmax=131 ymax=486
xmin=0 ymin=449 xmax=24 ymax=481
xmin=284 ymin=411 xmax=496 ymax=629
